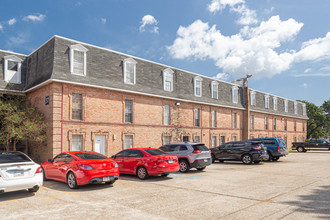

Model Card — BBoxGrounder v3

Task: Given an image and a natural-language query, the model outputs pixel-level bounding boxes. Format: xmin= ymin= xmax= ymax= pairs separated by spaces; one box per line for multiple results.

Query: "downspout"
xmin=61 ymin=84 xmax=64 ymax=153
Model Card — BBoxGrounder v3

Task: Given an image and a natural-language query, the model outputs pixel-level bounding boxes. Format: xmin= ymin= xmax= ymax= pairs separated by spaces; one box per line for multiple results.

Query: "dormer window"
xmin=284 ymin=100 xmax=288 ymax=112
xmin=70 ymin=44 xmax=88 ymax=76
xmin=294 ymin=102 xmax=298 ymax=114
xmin=194 ymin=76 xmax=202 ymax=97
xmin=211 ymin=81 xmax=218 ymax=99
xmin=232 ymin=86 xmax=238 ymax=104
xmin=273 ymin=97 xmax=278 ymax=111
xmin=265 ymin=95 xmax=270 ymax=109
xmin=250 ymin=91 xmax=256 ymax=106
xmin=4 ymin=55 xmax=22 ymax=84
xmin=163 ymin=68 xmax=174 ymax=92
xmin=303 ymin=104 xmax=306 ymax=116
xmin=123 ymin=58 xmax=137 ymax=85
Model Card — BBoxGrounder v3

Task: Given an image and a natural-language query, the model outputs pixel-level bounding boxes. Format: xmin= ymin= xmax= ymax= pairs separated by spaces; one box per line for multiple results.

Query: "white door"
xmin=95 ymin=135 xmax=106 ymax=155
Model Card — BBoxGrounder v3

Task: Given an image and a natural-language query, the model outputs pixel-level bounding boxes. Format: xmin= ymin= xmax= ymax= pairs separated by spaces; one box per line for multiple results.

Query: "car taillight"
xmin=277 ymin=146 xmax=280 ymax=152
xmin=158 ymin=159 xmax=166 ymax=163
xmin=253 ymin=146 xmax=261 ymax=150
xmin=192 ymin=150 xmax=202 ymax=153
xmin=35 ymin=167 xmax=43 ymax=174
xmin=80 ymin=164 xmax=95 ymax=170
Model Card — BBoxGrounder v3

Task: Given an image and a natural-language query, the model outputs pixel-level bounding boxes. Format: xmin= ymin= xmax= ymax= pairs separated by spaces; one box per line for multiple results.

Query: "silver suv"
xmin=159 ymin=142 xmax=212 ymax=172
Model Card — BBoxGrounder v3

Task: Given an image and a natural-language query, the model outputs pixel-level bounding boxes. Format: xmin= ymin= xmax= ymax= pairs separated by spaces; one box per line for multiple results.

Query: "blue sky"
xmin=1 ymin=0 xmax=329 ymax=105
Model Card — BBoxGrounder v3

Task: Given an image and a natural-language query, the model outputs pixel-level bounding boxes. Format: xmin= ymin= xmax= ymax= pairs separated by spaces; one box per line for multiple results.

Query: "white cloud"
xmin=213 ymin=72 xmax=231 ymax=81
xmin=168 ymin=16 xmax=304 ymax=79
xmin=8 ymin=18 xmax=17 ymax=25
xmin=299 ymin=83 xmax=308 ymax=88
xmin=23 ymin=14 xmax=46 ymax=22
xmin=139 ymin=15 xmax=159 ymax=33
xmin=6 ymin=33 xmax=30 ymax=47
xmin=0 ymin=24 xmax=3 ymax=30
xmin=101 ymin=18 xmax=106 ymax=24
xmin=293 ymin=73 xmax=330 ymax=77
xmin=304 ymin=68 xmax=311 ymax=73
xmin=208 ymin=0 xmax=257 ymax=25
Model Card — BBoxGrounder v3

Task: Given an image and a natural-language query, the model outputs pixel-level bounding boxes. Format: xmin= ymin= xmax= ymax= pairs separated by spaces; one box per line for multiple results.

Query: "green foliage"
xmin=0 ymin=94 xmax=47 ymax=151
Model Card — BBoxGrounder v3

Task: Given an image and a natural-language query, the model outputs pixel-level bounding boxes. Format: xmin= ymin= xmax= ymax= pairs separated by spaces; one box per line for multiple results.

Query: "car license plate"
xmin=204 ymin=159 xmax=208 ymax=162
xmin=168 ymin=160 xmax=173 ymax=164
xmin=14 ymin=172 xmax=23 ymax=177
xmin=103 ymin=177 xmax=110 ymax=182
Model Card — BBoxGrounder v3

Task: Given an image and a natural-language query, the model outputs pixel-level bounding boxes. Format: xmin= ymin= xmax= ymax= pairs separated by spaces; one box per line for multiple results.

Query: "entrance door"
xmin=95 ymin=135 xmax=106 ymax=155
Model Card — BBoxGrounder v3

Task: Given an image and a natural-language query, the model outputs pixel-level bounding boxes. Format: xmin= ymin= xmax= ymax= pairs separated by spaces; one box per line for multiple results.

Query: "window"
xmin=164 ymin=136 xmax=171 ymax=145
xmin=183 ymin=136 xmax=189 ymax=142
xmin=211 ymin=110 xmax=217 ymax=127
xmin=72 ymin=93 xmax=83 ymax=120
xmin=294 ymin=136 xmax=297 ymax=142
xmin=194 ymin=76 xmax=202 ymax=97
xmin=72 ymin=135 xmax=83 ymax=151
xmin=232 ymin=86 xmax=238 ymax=104
xmin=126 ymin=150 xmax=144 ymax=158
xmin=232 ymin=136 xmax=237 ymax=141
xmin=250 ymin=91 xmax=256 ymax=106
xmin=284 ymin=119 xmax=287 ymax=131
xmin=163 ymin=68 xmax=174 ymax=91
xmin=250 ymin=115 xmax=254 ymax=129
xmin=294 ymin=102 xmax=298 ymax=114
xmin=273 ymin=118 xmax=276 ymax=130
xmin=194 ymin=108 xmax=200 ymax=127
xmin=123 ymin=58 xmax=137 ymax=84
xmin=265 ymin=95 xmax=270 ymax=108
xmin=294 ymin=120 xmax=297 ymax=131
xmin=250 ymin=135 xmax=254 ymax=139
xmin=164 ymin=104 xmax=170 ymax=125
xmin=124 ymin=135 xmax=133 ymax=149
xmin=273 ymin=97 xmax=278 ymax=111
xmin=284 ymin=100 xmax=288 ymax=112
xmin=303 ymin=104 xmax=306 ymax=116
xmin=233 ymin=112 xmax=237 ymax=128
xmin=211 ymin=81 xmax=218 ymax=99
xmin=4 ymin=55 xmax=22 ymax=84
xmin=194 ymin=136 xmax=200 ymax=143
xmin=265 ymin=117 xmax=268 ymax=130
xmin=220 ymin=136 xmax=225 ymax=145
xmin=303 ymin=122 xmax=305 ymax=132
xmin=125 ymin=100 xmax=133 ymax=123
xmin=212 ymin=136 xmax=217 ymax=147
xmin=70 ymin=44 xmax=88 ymax=76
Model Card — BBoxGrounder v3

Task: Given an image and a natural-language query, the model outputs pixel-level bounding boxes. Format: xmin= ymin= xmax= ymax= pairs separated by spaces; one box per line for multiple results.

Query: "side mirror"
xmin=47 ymin=159 xmax=52 ymax=162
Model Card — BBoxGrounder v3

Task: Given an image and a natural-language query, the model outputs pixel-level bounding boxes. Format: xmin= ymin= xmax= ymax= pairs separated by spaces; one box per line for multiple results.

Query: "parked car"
xmin=159 ymin=142 xmax=212 ymax=173
xmin=247 ymin=138 xmax=288 ymax=161
xmin=292 ymin=138 xmax=330 ymax=152
xmin=0 ymin=151 xmax=43 ymax=194
xmin=41 ymin=151 xmax=119 ymax=189
xmin=112 ymin=148 xmax=179 ymax=180
xmin=210 ymin=141 xmax=269 ymax=164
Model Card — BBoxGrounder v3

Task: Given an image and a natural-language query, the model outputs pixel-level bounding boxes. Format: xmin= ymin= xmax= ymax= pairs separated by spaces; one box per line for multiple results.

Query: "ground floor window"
xmin=183 ymin=136 xmax=189 ymax=142
xmin=220 ymin=136 xmax=225 ymax=145
xmin=211 ymin=136 xmax=217 ymax=147
xmin=194 ymin=136 xmax=200 ymax=143
xmin=72 ymin=135 xmax=83 ymax=151
xmin=250 ymin=135 xmax=254 ymax=139
xmin=124 ymin=135 xmax=133 ymax=149
xmin=232 ymin=136 xmax=237 ymax=141
xmin=164 ymin=136 xmax=171 ymax=145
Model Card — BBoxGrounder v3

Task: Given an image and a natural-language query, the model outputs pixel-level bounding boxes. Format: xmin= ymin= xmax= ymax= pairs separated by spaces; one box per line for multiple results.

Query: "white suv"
xmin=0 ymin=152 xmax=43 ymax=194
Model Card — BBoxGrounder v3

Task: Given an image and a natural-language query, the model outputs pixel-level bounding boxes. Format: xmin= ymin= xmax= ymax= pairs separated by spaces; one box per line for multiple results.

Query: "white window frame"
xmin=72 ymin=135 xmax=83 ymax=151
xmin=273 ymin=97 xmax=278 ymax=111
xmin=294 ymin=102 xmax=298 ymax=114
xmin=233 ymin=112 xmax=237 ymax=128
xmin=250 ymin=115 xmax=254 ymax=129
xmin=265 ymin=95 xmax=270 ymax=109
xmin=232 ymin=86 xmax=238 ymax=104
xmin=163 ymin=68 xmax=174 ymax=92
xmin=70 ymin=44 xmax=88 ymax=76
xmin=4 ymin=55 xmax=22 ymax=84
xmin=194 ymin=76 xmax=202 ymax=97
xmin=211 ymin=81 xmax=218 ymax=99
xmin=164 ymin=104 xmax=170 ymax=125
xmin=123 ymin=58 xmax=137 ymax=85
xmin=211 ymin=110 xmax=216 ymax=127
xmin=265 ymin=117 xmax=268 ymax=130
xmin=211 ymin=136 xmax=217 ymax=148
xmin=284 ymin=100 xmax=288 ymax=113
xmin=250 ymin=91 xmax=256 ymax=106
xmin=302 ymin=104 xmax=306 ymax=116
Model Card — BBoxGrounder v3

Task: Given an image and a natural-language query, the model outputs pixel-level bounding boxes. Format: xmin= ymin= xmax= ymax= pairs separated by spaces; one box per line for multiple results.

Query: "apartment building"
xmin=0 ymin=35 xmax=307 ymax=162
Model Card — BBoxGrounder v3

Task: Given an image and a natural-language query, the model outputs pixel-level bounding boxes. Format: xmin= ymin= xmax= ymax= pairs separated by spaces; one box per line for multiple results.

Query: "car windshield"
xmin=192 ymin=144 xmax=209 ymax=151
xmin=0 ymin=152 xmax=32 ymax=164
xmin=75 ymin=153 xmax=107 ymax=160
xmin=145 ymin=149 xmax=168 ymax=155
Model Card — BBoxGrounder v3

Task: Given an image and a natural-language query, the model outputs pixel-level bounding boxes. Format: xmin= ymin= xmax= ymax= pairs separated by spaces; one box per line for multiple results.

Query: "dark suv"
xmin=159 ymin=142 xmax=212 ymax=172
xmin=248 ymin=138 xmax=288 ymax=161
xmin=210 ymin=141 xmax=269 ymax=164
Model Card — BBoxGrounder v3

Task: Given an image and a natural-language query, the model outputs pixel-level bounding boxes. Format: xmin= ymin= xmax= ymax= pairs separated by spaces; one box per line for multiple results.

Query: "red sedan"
xmin=112 ymin=148 xmax=179 ymax=179
xmin=41 ymin=151 xmax=119 ymax=189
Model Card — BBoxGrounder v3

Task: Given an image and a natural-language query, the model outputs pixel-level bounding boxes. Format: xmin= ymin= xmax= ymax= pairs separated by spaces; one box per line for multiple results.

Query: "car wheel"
xmin=137 ymin=166 xmax=149 ymax=180
xmin=67 ymin=172 xmax=78 ymax=189
xmin=242 ymin=154 xmax=253 ymax=164
xmin=179 ymin=160 xmax=190 ymax=173
xmin=267 ymin=152 xmax=272 ymax=161
xmin=297 ymin=146 xmax=304 ymax=152
xmin=211 ymin=154 xmax=216 ymax=163
xmin=272 ymin=156 xmax=280 ymax=161
xmin=42 ymin=167 xmax=48 ymax=181
xmin=197 ymin=167 xmax=206 ymax=171
xmin=28 ymin=186 xmax=39 ymax=193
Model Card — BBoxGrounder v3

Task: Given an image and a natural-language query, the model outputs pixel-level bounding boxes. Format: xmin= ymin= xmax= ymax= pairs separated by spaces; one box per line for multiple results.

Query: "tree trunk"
xmin=5 ymin=138 xmax=9 ymax=152
xmin=13 ymin=140 xmax=17 ymax=151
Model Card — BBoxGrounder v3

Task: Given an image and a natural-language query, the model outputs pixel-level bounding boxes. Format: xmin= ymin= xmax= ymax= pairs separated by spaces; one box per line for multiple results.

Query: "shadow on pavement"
xmin=42 ymin=179 xmax=115 ymax=192
xmin=283 ymin=185 xmax=330 ymax=218
xmin=0 ymin=190 xmax=35 ymax=202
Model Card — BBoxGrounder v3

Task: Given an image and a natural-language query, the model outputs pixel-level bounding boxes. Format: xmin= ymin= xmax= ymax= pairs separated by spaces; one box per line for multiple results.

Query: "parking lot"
xmin=1 ymin=151 xmax=330 ymax=219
